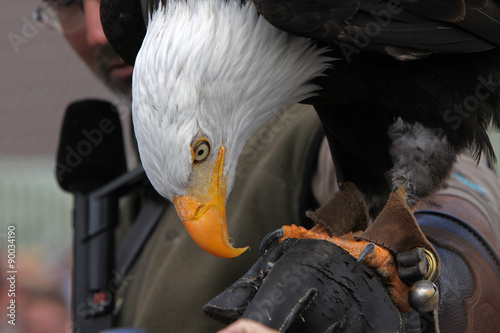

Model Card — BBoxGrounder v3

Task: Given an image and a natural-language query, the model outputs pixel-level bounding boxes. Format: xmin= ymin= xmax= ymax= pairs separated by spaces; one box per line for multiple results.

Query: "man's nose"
xmin=84 ymin=0 xmax=108 ymax=46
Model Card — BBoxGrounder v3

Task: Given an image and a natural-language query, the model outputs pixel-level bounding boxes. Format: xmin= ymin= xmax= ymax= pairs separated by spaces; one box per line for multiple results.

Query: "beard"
xmin=95 ymin=44 xmax=133 ymax=105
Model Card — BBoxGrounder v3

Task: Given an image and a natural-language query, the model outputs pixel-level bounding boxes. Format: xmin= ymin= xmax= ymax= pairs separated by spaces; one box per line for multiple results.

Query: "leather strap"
xmin=423 ymin=225 xmax=500 ymax=332
xmin=116 ymin=191 xmax=168 ymax=283
xmin=417 ymin=211 xmax=500 ymax=333
xmin=417 ymin=195 xmax=500 ymax=253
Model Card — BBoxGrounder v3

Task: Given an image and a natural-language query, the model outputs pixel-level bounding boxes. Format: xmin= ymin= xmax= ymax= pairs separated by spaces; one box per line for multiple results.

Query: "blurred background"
xmin=1 ymin=1 xmax=500 ymax=332
xmin=1 ymin=1 xmax=118 ymax=331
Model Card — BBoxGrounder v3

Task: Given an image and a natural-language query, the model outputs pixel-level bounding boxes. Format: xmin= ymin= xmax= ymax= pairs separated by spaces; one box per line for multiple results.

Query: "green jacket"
xmin=116 ymin=104 xmax=321 ymax=332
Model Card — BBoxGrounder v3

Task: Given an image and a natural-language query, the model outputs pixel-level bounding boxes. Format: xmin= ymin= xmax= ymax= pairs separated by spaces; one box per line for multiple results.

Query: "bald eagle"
xmin=101 ymin=0 xmax=500 ymax=258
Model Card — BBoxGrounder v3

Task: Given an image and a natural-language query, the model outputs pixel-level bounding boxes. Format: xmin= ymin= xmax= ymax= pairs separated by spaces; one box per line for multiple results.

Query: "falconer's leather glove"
xmin=203 ymin=237 xmax=421 ymax=332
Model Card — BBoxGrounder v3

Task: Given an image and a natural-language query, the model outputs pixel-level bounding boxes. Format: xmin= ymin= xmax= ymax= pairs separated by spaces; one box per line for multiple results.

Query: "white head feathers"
xmin=132 ymin=0 xmax=331 ymax=200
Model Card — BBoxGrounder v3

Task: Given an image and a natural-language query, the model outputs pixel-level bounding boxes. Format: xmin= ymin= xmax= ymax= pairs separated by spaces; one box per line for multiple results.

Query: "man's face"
xmin=58 ymin=0 xmax=134 ymax=100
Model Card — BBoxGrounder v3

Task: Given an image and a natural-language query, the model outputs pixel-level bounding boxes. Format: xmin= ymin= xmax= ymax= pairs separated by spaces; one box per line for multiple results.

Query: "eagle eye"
xmin=192 ymin=139 xmax=211 ymax=163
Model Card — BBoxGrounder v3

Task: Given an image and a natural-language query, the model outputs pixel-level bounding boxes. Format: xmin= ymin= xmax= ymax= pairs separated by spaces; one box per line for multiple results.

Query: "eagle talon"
xmin=356 ymin=243 xmax=376 ymax=263
xmin=351 ymin=243 xmax=376 ymax=272
xmin=268 ymin=224 xmax=411 ymax=312
xmin=259 ymin=228 xmax=284 ymax=255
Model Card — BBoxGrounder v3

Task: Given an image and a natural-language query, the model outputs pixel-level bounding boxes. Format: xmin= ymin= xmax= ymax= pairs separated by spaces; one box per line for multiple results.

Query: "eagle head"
xmin=132 ymin=0 xmax=330 ymax=257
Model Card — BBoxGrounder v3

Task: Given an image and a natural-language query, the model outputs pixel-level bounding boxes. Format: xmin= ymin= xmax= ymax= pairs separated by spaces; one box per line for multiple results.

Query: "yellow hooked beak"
xmin=173 ymin=146 xmax=248 ymax=258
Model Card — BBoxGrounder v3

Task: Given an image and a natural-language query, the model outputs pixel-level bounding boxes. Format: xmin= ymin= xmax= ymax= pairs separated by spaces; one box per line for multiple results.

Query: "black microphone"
xmin=56 ymin=99 xmax=127 ymax=332
xmin=56 ymin=99 xmax=127 ymax=194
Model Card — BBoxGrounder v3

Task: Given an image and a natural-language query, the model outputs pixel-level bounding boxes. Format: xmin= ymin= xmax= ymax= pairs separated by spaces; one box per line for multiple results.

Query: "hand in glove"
xmin=204 ymin=237 xmax=419 ymax=332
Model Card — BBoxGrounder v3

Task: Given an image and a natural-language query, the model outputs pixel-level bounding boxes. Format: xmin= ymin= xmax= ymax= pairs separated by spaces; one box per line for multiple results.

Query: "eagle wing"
xmin=252 ymin=0 xmax=500 ymax=59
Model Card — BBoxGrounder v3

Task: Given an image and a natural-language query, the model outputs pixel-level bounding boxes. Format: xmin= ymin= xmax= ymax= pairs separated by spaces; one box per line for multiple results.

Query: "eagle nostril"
xmin=194 ymin=205 xmax=206 ymax=219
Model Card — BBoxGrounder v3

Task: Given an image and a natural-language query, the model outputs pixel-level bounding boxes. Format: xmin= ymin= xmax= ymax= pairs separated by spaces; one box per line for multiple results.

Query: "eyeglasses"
xmin=33 ymin=0 xmax=85 ymax=34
